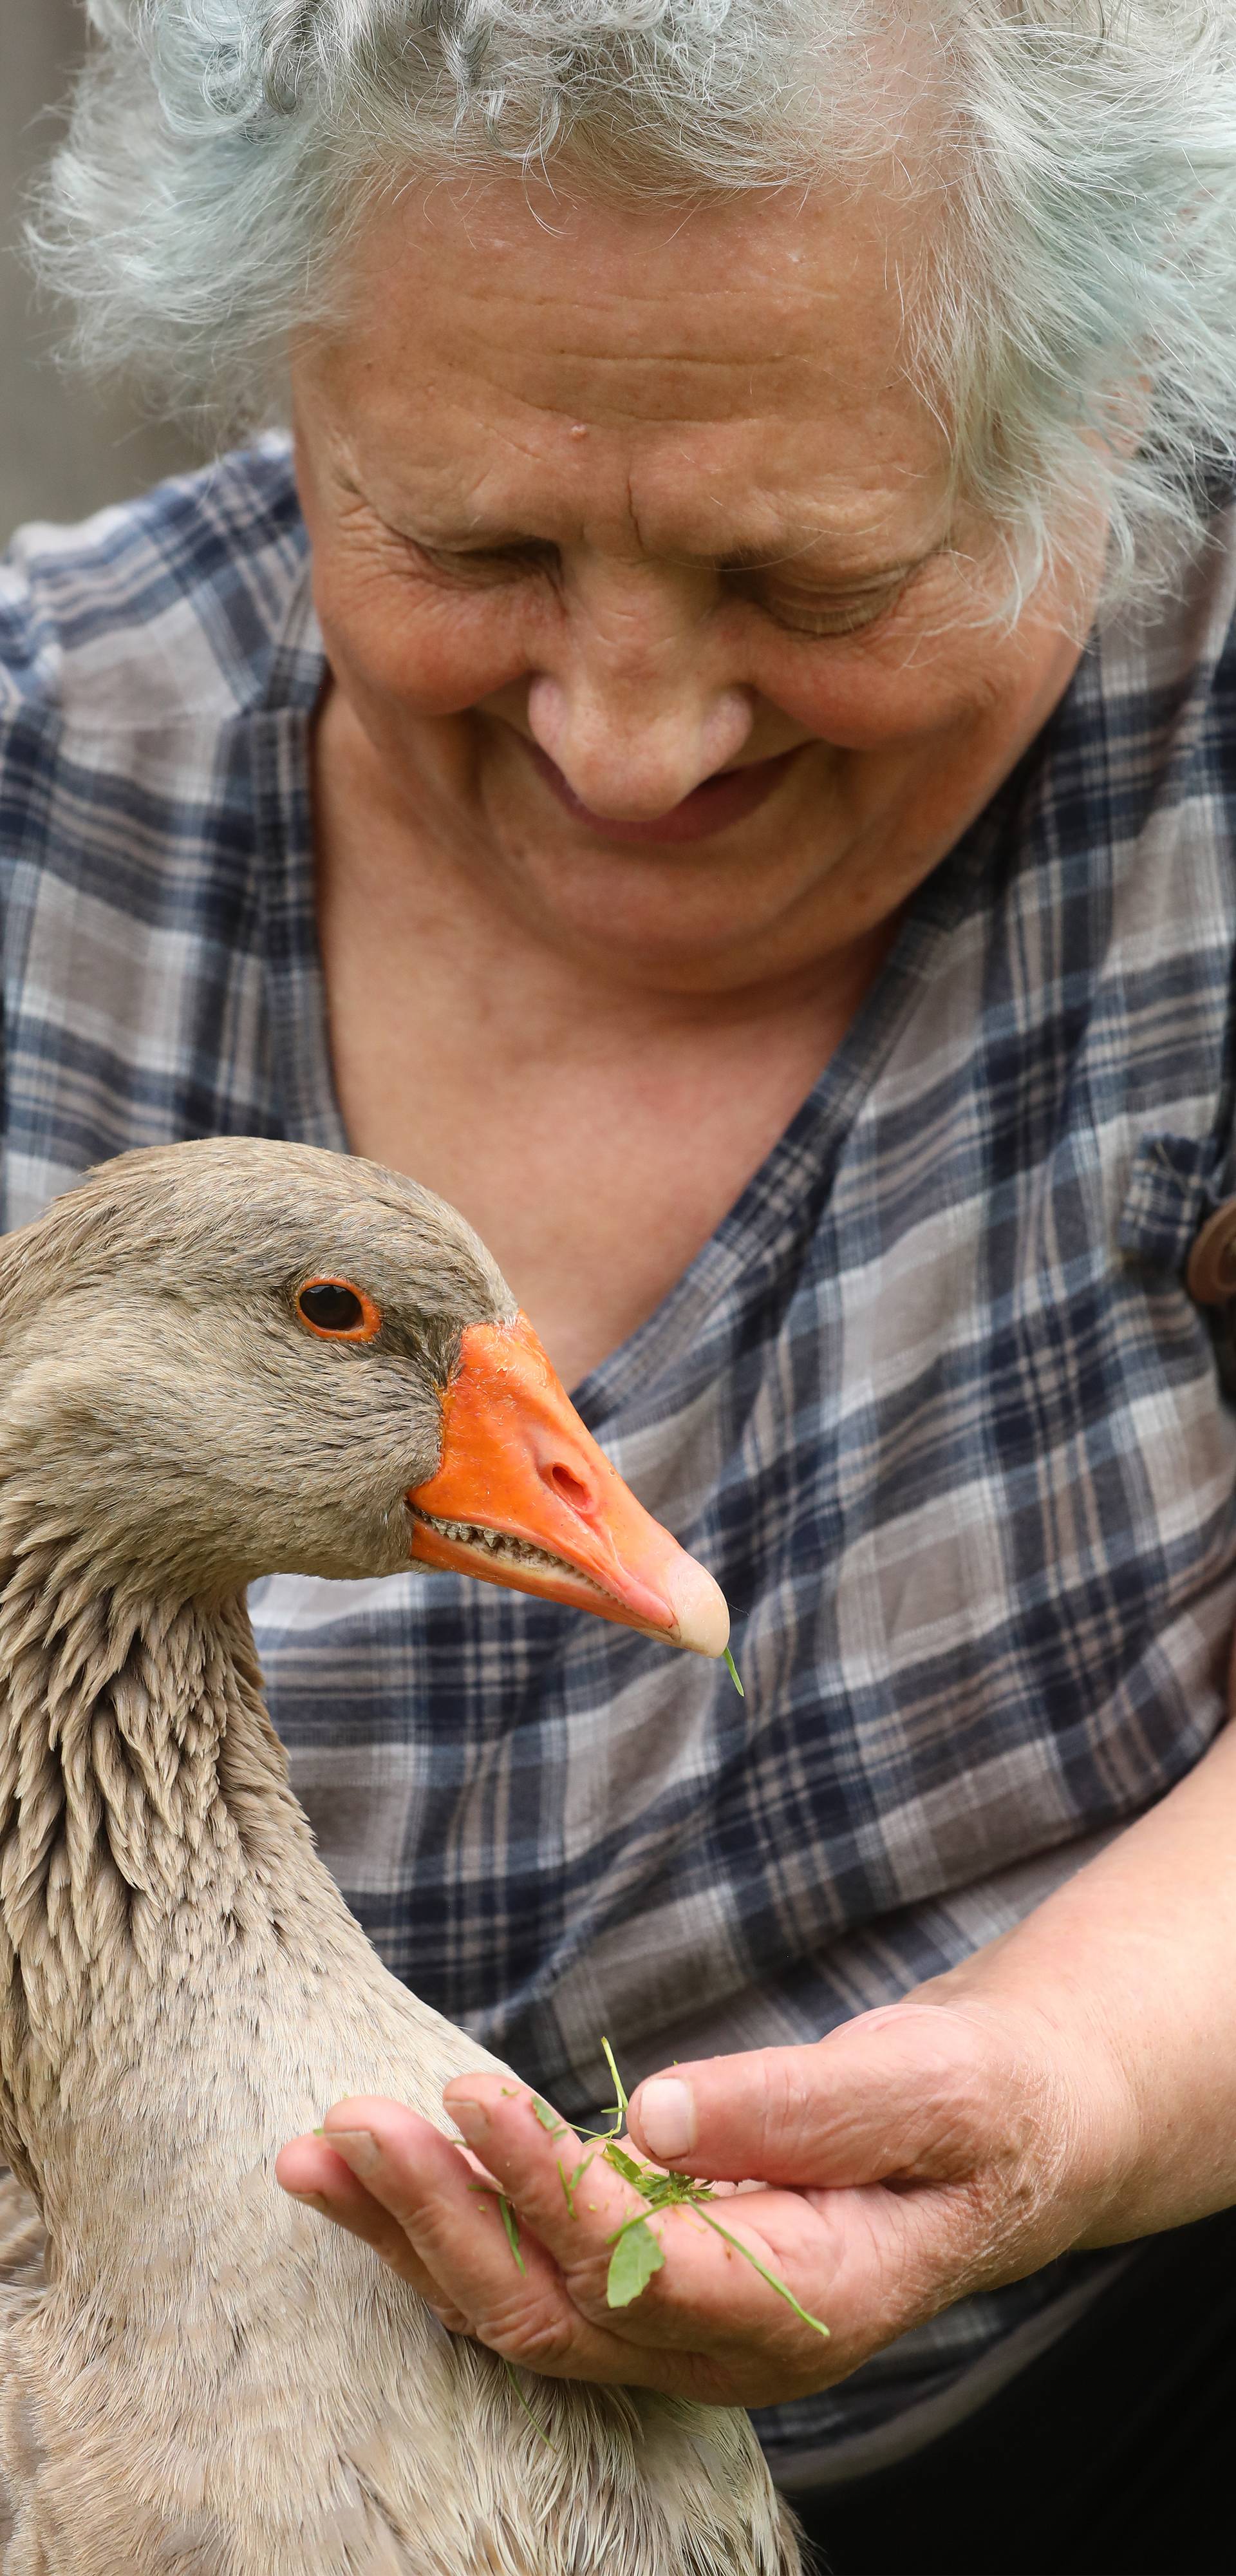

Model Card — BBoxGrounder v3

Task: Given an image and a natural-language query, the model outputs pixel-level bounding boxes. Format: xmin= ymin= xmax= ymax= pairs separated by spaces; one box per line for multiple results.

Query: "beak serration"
xmin=408 ymin=1314 xmax=729 ymax=1656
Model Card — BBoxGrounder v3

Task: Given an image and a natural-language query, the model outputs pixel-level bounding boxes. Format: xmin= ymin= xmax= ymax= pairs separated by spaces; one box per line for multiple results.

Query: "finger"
xmin=317 ymin=2093 xmax=695 ymax=2391
xmin=442 ymin=2079 xmax=656 ymax=2301
xmin=441 ymin=2076 xmax=848 ymax=2368
xmin=311 ymin=2101 xmax=969 ymax=2407
xmin=276 ymin=2134 xmax=446 ymax=2306
xmin=627 ymin=2003 xmax=1004 ymax=2188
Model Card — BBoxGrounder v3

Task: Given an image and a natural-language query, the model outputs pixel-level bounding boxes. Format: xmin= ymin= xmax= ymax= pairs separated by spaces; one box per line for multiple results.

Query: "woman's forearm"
xmin=927 ymin=1701 xmax=1236 ymax=2242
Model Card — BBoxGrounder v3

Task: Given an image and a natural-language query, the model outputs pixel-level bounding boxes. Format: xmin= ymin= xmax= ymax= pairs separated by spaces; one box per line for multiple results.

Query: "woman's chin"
xmin=491 ymin=848 xmax=846 ymax=988
xmin=478 ymin=752 xmax=848 ymax=984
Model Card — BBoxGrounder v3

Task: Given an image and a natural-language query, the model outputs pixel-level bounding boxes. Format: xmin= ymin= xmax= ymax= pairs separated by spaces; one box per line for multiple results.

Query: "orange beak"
xmin=407 ymin=1312 xmax=729 ymax=1658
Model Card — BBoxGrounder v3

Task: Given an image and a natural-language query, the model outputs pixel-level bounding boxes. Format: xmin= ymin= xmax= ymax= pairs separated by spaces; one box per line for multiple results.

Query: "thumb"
xmin=627 ymin=2002 xmax=1006 ymax=2189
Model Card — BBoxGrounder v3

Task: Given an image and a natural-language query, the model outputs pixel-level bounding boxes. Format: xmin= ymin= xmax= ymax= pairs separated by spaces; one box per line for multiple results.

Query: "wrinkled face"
xmin=292 ymin=166 xmax=1107 ymax=993
xmin=0 ymin=1146 xmax=726 ymax=1653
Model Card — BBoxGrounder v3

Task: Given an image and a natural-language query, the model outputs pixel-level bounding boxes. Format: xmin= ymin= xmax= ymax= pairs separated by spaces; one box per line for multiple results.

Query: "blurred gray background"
xmin=2 ymin=0 xmax=201 ymax=544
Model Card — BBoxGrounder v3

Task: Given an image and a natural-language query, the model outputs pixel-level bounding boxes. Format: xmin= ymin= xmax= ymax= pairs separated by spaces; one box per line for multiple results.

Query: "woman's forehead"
xmin=332 ymin=165 xmax=928 ymax=399
xmin=301 ymin=167 xmax=951 ymax=560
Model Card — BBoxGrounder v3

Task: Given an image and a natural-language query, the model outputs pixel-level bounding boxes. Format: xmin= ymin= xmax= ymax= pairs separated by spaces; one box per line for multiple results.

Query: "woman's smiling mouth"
xmin=521 ymin=737 xmax=803 ymax=844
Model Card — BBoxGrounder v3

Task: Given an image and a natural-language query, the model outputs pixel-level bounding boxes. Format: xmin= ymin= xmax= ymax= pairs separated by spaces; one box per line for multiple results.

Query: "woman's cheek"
xmin=745 ymin=623 xmax=1013 ymax=756
xmin=316 ymin=561 xmax=539 ymax=720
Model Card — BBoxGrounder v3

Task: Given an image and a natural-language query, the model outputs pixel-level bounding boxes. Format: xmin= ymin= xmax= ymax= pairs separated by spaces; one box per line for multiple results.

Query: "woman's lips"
xmin=521 ymin=737 xmax=801 ymax=844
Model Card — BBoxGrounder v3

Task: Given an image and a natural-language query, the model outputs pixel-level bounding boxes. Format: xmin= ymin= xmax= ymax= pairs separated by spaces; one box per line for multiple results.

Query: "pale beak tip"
xmin=666 ymin=1557 xmax=731 ymax=1659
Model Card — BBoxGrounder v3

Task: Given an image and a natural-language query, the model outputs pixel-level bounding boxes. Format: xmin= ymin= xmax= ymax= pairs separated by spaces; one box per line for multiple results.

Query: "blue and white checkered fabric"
xmin=5 ymin=437 xmax=1236 ymax=2468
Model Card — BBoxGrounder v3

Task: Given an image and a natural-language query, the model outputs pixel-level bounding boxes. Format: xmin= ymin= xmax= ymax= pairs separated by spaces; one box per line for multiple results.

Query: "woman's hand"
xmin=275 ymin=1990 xmax=1138 ymax=2409
xmin=279 ymin=1690 xmax=1236 ymax=2401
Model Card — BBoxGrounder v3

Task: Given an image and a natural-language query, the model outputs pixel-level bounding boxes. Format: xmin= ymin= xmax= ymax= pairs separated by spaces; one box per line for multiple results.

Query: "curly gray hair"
xmin=33 ymin=2 xmax=1236 ymax=610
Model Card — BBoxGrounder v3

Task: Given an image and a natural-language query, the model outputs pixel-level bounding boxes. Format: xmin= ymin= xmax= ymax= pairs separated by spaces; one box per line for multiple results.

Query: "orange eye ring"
xmin=295 ymin=1277 xmax=383 ymax=1342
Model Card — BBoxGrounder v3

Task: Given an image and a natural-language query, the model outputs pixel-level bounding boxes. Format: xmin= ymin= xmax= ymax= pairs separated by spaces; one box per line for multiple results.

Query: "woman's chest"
xmin=325 ymin=1039 xmax=825 ymax=1388
xmin=319 ymin=909 xmax=873 ymax=1389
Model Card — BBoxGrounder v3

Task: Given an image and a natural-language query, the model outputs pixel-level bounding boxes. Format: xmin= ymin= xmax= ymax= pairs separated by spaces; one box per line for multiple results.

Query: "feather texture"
xmin=0 ymin=1140 xmax=802 ymax=2575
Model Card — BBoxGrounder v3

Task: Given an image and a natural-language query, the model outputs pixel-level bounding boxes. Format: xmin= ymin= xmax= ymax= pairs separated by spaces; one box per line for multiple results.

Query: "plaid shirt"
xmin=5 ymin=437 xmax=1236 ymax=2472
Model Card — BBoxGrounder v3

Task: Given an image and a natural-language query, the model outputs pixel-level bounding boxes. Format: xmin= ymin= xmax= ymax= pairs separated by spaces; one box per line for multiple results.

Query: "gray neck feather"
xmin=0 ymin=1492 xmax=314 ymax=2183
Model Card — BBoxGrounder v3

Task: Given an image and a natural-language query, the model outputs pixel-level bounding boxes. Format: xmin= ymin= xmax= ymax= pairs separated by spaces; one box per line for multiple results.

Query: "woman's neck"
xmin=315 ymin=686 xmax=897 ymax=1384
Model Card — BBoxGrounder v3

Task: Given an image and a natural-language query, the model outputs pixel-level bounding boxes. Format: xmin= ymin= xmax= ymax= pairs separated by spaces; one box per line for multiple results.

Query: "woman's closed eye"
xmin=731 ymin=568 xmax=913 ymax=637
xmin=403 ymin=536 xmax=561 ymax=588
xmin=397 ymin=529 xmax=919 ymax=636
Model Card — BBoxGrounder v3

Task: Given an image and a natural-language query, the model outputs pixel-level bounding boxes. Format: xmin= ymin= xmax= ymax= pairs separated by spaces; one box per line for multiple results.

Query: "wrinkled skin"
xmin=297 ymin=167 xmax=1100 ymax=1387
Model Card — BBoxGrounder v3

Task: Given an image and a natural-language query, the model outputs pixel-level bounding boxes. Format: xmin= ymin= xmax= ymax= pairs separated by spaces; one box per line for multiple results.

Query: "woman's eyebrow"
xmin=380 ymin=516 xmax=534 ymax=549
xmin=703 ymin=540 xmax=941 ymax=579
xmin=393 ymin=515 xmax=943 ymax=582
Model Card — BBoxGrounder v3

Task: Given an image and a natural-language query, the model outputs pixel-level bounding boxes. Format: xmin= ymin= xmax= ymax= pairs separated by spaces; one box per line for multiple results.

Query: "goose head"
xmin=0 ymin=1137 xmax=728 ymax=1653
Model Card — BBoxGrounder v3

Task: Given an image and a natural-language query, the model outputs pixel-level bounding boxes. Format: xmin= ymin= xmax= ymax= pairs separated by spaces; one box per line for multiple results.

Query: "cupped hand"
xmin=274 ymin=1992 xmax=1138 ymax=2410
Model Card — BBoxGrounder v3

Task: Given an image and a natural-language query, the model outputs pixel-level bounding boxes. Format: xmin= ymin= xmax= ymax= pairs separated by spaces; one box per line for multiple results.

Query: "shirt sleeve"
xmin=0 ymin=530 xmax=62 ymax=718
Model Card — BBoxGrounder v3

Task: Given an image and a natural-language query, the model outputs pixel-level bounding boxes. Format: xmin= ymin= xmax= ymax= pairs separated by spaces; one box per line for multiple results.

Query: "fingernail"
xmin=284 ymin=2188 xmax=328 ymax=2211
xmin=634 ymin=2076 xmax=694 ymax=2161
xmin=447 ymin=2096 xmax=489 ymax=2142
xmin=323 ymin=2126 xmax=380 ymax=2176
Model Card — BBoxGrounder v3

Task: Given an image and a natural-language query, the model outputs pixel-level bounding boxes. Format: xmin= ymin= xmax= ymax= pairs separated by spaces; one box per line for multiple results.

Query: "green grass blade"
xmin=498 ymin=2194 xmax=527 ymax=2275
xmin=599 ymin=2034 xmax=629 ymax=2125
xmin=503 ymin=2358 xmax=557 ymax=2450
xmin=465 ymin=2185 xmax=528 ymax=2275
xmin=602 ymin=2141 xmax=648 ymax=2188
xmin=694 ymin=2208 xmax=829 ymax=2338
xmin=723 ymin=1647 xmax=745 ymax=1698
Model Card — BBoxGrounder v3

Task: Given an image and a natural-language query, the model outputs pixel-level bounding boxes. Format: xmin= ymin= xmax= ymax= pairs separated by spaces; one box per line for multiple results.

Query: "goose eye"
xmin=295 ymin=1278 xmax=382 ymax=1341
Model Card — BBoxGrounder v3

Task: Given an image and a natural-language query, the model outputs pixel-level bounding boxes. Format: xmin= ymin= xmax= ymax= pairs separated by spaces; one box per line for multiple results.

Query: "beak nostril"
xmin=548 ymin=1461 xmax=595 ymax=1515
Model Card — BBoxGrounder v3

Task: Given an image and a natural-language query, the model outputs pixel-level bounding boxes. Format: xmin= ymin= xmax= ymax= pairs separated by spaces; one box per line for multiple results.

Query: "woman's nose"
xmin=525 ymin=565 xmax=754 ymax=819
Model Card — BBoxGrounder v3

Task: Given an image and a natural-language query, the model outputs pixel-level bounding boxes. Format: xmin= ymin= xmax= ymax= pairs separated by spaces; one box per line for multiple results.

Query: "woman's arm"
xmin=276 ymin=1694 xmax=1236 ymax=2409
xmin=921 ymin=1688 xmax=1236 ymax=2245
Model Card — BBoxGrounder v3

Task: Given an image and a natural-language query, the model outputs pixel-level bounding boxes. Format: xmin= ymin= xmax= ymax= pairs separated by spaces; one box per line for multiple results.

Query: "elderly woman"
xmin=6 ymin=1 xmax=1236 ymax=2568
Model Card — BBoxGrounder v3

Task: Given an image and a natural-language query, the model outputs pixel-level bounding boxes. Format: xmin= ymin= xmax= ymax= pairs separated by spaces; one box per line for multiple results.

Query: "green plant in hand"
xmin=532 ymin=2037 xmax=830 ymax=2338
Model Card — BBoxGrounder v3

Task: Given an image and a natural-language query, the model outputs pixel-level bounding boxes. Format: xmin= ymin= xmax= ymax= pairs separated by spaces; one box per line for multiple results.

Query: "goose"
xmin=0 ymin=1137 xmax=803 ymax=2576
